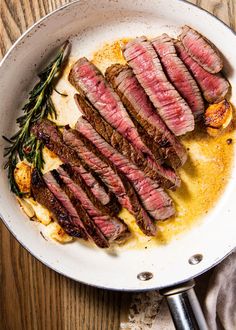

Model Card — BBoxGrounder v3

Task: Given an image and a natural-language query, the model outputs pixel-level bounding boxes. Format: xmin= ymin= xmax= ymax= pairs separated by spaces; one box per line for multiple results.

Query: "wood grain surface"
xmin=0 ymin=1 xmax=235 ymax=329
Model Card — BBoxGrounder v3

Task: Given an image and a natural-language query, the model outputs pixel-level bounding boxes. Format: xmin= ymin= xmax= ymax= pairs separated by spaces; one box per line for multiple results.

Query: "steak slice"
xmin=44 ymin=171 xmax=108 ymax=248
xmin=62 ymin=130 xmax=157 ymax=235
xmin=105 ymin=64 xmax=187 ymax=168
xmin=31 ymin=169 xmax=87 ymax=239
xmin=118 ymin=174 xmax=157 ymax=236
xmin=151 ymin=34 xmax=204 ymax=117
xmin=69 ymin=57 xmax=153 ymax=156
xmin=63 ymin=127 xmax=133 ymax=212
xmin=69 ymin=59 xmax=178 ymax=186
xmin=72 ymin=165 xmax=116 ymax=212
xmin=76 ymin=117 xmax=175 ymax=220
xmin=179 ymin=25 xmax=223 ymax=74
xmin=63 ymin=164 xmax=120 ymax=219
xmin=175 ymin=41 xmax=230 ymax=103
xmin=31 ymin=119 xmax=119 ymax=212
xmin=56 ymin=167 xmax=130 ymax=242
xmin=74 ymin=94 xmax=180 ymax=189
xmin=123 ymin=36 xmax=194 ymax=136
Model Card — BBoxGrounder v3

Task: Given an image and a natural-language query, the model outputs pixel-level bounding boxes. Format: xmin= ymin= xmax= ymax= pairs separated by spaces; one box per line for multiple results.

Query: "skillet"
xmin=0 ymin=0 xmax=236 ymax=328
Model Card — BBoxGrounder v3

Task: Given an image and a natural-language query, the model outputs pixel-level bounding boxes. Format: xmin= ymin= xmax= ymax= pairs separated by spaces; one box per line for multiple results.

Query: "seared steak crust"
xmin=31 ymin=119 xmax=119 ymax=211
xmin=69 ymin=59 xmax=179 ymax=189
xmin=123 ymin=36 xmax=194 ymax=136
xmin=63 ymin=128 xmax=133 ymax=212
xmin=56 ymin=167 xmax=130 ymax=242
xmin=43 ymin=172 xmax=87 ymax=231
xmin=105 ymin=64 xmax=187 ymax=168
xmin=69 ymin=58 xmax=153 ymax=156
xmin=76 ymin=117 xmax=175 ymax=221
xmin=51 ymin=169 xmax=110 ymax=248
xmin=62 ymin=164 xmax=120 ymax=217
xmin=31 ymin=169 xmax=87 ymax=239
xmin=74 ymin=94 xmax=180 ymax=189
xmin=63 ymin=130 xmax=157 ymax=235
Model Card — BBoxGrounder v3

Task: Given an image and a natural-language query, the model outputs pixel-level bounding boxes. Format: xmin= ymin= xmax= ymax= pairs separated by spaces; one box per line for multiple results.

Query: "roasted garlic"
xmin=44 ymin=222 xmax=73 ymax=243
xmin=205 ymin=100 xmax=233 ymax=136
xmin=14 ymin=161 xmax=32 ymax=194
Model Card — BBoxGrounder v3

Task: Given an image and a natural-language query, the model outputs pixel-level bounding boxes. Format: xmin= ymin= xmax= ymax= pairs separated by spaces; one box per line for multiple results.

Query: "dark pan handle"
xmin=160 ymin=280 xmax=208 ymax=330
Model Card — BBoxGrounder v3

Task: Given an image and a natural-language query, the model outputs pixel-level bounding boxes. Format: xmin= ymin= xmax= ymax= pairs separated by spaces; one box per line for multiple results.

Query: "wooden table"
xmin=0 ymin=1 xmax=235 ymax=329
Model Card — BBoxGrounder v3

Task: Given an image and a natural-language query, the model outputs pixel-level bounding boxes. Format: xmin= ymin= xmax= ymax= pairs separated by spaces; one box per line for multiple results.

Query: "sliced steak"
xmin=63 ymin=127 xmax=133 ymax=212
xmin=72 ymin=165 xmax=115 ymax=211
xmin=123 ymin=36 xmax=194 ymax=136
xmin=179 ymin=25 xmax=223 ymax=74
xmin=47 ymin=170 xmax=109 ymax=248
xmin=118 ymin=173 xmax=157 ymax=236
xmin=105 ymin=64 xmax=187 ymax=168
xmin=151 ymin=34 xmax=204 ymax=117
xmin=31 ymin=119 xmax=119 ymax=212
xmin=74 ymin=94 xmax=180 ymax=189
xmin=62 ymin=130 xmax=157 ymax=235
xmin=63 ymin=164 xmax=120 ymax=218
xmin=69 ymin=59 xmax=178 ymax=186
xmin=76 ymin=117 xmax=175 ymax=220
xmin=31 ymin=169 xmax=87 ymax=239
xmin=44 ymin=172 xmax=86 ymax=227
xmin=56 ymin=167 xmax=130 ymax=242
xmin=69 ymin=57 xmax=153 ymax=156
xmin=51 ymin=171 xmax=110 ymax=248
xmin=175 ymin=41 xmax=230 ymax=103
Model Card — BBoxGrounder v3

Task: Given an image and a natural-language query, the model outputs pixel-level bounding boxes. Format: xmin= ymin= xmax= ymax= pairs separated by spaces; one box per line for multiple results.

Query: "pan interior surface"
xmin=0 ymin=0 xmax=236 ymax=290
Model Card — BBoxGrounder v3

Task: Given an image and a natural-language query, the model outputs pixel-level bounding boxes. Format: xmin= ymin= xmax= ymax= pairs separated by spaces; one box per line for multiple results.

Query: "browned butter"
xmin=91 ymin=39 xmax=235 ymax=250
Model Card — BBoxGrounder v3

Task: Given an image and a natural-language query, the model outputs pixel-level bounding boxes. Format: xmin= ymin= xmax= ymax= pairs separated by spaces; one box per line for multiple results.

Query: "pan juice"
xmin=117 ymin=126 xmax=234 ymax=249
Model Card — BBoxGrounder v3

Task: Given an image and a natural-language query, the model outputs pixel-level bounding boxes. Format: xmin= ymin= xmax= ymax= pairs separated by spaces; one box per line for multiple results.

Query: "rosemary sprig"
xmin=54 ymin=88 xmax=68 ymax=97
xmin=3 ymin=41 xmax=69 ymax=196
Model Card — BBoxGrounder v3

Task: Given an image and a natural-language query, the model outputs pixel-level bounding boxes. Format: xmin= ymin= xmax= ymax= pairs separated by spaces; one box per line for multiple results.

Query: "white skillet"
xmin=0 ymin=1 xmax=236 ymax=328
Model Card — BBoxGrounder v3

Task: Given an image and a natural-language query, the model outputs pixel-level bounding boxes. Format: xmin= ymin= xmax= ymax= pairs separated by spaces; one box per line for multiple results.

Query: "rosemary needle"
xmin=3 ymin=41 xmax=69 ymax=196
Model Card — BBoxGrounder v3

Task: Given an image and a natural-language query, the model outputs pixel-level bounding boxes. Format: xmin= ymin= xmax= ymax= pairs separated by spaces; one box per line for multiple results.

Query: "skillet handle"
xmin=160 ymin=280 xmax=208 ymax=330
